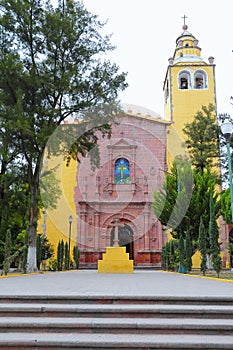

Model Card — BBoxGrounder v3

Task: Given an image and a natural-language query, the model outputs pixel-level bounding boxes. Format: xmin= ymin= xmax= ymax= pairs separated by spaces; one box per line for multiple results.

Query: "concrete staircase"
xmin=0 ymin=295 xmax=233 ymax=349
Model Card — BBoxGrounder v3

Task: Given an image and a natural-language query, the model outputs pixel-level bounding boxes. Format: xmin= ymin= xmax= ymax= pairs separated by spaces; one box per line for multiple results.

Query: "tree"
xmin=0 ymin=159 xmax=29 ymax=244
xmin=153 ymin=156 xmax=193 ymax=238
xmin=36 ymin=234 xmax=42 ymax=270
xmin=153 ymin=158 xmax=220 ymax=246
xmin=64 ymin=242 xmax=69 ymax=270
xmin=189 ymin=169 xmax=220 ymax=247
xmin=57 ymin=241 xmax=62 ymax=271
xmin=73 ymin=246 xmax=80 ymax=269
xmin=2 ymin=229 xmax=12 ymax=275
xmin=60 ymin=240 xmax=65 ymax=270
xmin=209 ymin=195 xmax=222 ymax=278
xmin=220 ymin=189 xmax=232 ymax=224
xmin=198 ymin=217 xmax=207 ymax=276
xmin=161 ymin=240 xmax=179 ymax=271
xmin=0 ymin=0 xmax=127 ymax=272
xmin=37 ymin=234 xmax=54 ymax=270
xmin=178 ymin=235 xmax=185 ymax=273
xmin=183 ymin=104 xmax=220 ymax=174
xmin=185 ymin=230 xmax=192 ymax=272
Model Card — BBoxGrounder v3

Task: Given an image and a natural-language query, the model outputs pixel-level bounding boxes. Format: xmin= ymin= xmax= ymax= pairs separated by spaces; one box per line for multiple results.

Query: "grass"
xmin=189 ymin=269 xmax=233 ymax=280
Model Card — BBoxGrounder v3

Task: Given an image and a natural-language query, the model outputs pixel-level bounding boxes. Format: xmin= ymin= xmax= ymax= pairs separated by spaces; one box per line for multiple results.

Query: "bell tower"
xmin=164 ymin=16 xmax=217 ymax=166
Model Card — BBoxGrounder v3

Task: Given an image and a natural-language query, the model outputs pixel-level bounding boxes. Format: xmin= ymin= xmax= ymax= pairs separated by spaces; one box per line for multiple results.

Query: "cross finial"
xmin=182 ymin=15 xmax=188 ymax=26
xmin=181 ymin=15 xmax=188 ymax=30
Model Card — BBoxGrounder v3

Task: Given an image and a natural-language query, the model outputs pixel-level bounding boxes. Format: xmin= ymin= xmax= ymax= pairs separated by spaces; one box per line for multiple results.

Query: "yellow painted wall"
xmin=38 ymin=156 xmax=77 ymax=254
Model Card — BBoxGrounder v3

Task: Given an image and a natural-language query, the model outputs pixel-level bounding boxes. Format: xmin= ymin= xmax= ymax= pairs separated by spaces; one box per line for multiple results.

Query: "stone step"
xmin=0 ymin=316 xmax=233 ymax=335
xmin=1 ymin=294 xmax=233 ymax=305
xmin=0 ymin=333 xmax=233 ymax=349
xmin=1 ymin=294 xmax=233 ymax=348
xmin=1 ymin=303 xmax=233 ymax=319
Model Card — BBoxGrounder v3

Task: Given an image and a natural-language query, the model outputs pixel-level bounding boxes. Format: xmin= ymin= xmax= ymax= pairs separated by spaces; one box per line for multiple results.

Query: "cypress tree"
xmin=73 ymin=246 xmax=80 ymax=269
xmin=2 ymin=229 xmax=12 ymax=275
xmin=179 ymin=235 xmax=185 ymax=273
xmin=64 ymin=242 xmax=69 ymax=270
xmin=60 ymin=240 xmax=64 ymax=270
xmin=170 ymin=240 xmax=175 ymax=271
xmin=36 ymin=234 xmax=42 ymax=270
xmin=198 ymin=217 xmax=207 ymax=276
xmin=209 ymin=196 xmax=222 ymax=278
xmin=57 ymin=241 xmax=62 ymax=271
xmin=185 ymin=230 xmax=192 ymax=273
xmin=161 ymin=245 xmax=167 ymax=270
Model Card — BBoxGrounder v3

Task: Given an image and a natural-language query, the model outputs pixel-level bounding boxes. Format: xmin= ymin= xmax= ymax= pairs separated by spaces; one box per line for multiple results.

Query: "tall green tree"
xmin=209 ymin=195 xmax=222 ymax=278
xmin=185 ymin=230 xmax=192 ymax=272
xmin=161 ymin=240 xmax=179 ymax=271
xmin=0 ymin=153 xmax=29 ymax=244
xmin=2 ymin=229 xmax=12 ymax=275
xmin=153 ymin=156 xmax=193 ymax=238
xmin=220 ymin=188 xmax=232 ymax=224
xmin=179 ymin=234 xmax=185 ymax=273
xmin=153 ymin=159 xmax=220 ymax=246
xmin=73 ymin=246 xmax=80 ymax=269
xmin=64 ymin=242 xmax=69 ymax=270
xmin=198 ymin=217 xmax=207 ymax=276
xmin=0 ymin=0 xmax=127 ymax=272
xmin=183 ymin=104 xmax=219 ymax=174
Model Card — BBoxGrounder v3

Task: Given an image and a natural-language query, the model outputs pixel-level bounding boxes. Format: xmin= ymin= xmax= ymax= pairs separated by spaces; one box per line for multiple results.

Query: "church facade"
xmin=74 ymin=107 xmax=170 ymax=268
xmin=41 ymin=20 xmax=230 ymax=269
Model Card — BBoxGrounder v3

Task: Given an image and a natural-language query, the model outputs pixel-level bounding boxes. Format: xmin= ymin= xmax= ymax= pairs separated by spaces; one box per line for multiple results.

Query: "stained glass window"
xmin=114 ymin=158 xmax=130 ymax=184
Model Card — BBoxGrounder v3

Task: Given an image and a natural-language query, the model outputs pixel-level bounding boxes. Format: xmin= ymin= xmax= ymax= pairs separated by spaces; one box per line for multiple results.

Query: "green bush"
xmin=46 ymin=257 xmax=57 ymax=271
xmin=161 ymin=240 xmax=179 ymax=271
xmin=73 ymin=246 xmax=80 ymax=269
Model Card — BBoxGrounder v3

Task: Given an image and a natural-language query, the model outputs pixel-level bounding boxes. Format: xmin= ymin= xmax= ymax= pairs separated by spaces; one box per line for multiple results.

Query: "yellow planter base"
xmin=98 ymin=247 xmax=134 ymax=274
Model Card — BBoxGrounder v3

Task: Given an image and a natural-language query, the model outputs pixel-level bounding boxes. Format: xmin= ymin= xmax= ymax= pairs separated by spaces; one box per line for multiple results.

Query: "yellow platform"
xmin=98 ymin=247 xmax=134 ymax=274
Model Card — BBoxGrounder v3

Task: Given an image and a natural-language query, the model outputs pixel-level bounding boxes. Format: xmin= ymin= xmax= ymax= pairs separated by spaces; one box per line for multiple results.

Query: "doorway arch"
xmin=110 ymin=224 xmax=134 ymax=260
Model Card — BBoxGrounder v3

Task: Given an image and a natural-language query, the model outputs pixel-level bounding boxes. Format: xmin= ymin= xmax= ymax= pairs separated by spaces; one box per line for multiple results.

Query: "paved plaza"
xmin=0 ymin=270 xmax=233 ymax=297
xmin=1 ymin=270 xmax=233 ymax=348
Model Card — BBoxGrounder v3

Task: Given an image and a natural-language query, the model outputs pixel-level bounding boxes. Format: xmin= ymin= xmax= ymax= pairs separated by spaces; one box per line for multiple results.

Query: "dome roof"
xmin=121 ymin=103 xmax=162 ymax=120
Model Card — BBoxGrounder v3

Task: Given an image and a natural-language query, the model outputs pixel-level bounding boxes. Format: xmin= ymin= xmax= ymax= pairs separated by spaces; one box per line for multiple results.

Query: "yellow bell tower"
xmin=164 ymin=16 xmax=217 ymax=166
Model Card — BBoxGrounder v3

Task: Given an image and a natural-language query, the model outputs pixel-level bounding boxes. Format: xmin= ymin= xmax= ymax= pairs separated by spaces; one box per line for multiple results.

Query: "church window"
xmin=114 ymin=158 xmax=130 ymax=184
xmin=178 ymin=70 xmax=191 ymax=90
xmin=194 ymin=70 xmax=207 ymax=89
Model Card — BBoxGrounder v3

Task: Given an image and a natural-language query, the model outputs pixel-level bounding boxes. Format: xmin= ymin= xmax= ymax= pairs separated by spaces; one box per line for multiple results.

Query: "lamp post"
xmin=68 ymin=215 xmax=73 ymax=269
xmin=221 ymin=121 xmax=233 ymax=222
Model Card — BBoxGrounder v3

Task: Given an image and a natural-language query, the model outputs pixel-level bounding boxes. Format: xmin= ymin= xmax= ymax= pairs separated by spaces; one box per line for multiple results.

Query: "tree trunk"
xmin=27 ymin=183 xmax=38 ymax=273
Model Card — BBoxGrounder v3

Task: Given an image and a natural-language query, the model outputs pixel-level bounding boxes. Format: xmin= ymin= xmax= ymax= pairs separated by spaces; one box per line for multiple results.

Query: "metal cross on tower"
xmin=182 ymin=14 xmax=188 ymax=26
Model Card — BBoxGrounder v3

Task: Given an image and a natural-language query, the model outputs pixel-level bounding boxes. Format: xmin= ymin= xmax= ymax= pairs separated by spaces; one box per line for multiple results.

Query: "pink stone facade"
xmin=74 ymin=113 xmax=168 ymax=268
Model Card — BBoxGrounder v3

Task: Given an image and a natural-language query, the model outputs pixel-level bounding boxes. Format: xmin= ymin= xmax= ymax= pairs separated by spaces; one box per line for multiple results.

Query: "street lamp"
xmin=221 ymin=121 xmax=233 ymax=222
xmin=68 ymin=215 xmax=73 ymax=269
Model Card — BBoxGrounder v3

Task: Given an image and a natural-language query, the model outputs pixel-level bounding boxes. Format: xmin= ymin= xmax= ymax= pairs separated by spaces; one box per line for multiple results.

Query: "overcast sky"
xmin=82 ymin=0 xmax=233 ymax=118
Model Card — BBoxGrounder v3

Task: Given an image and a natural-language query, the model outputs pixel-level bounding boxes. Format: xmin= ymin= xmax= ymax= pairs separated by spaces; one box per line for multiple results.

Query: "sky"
xmin=81 ymin=0 xmax=233 ymax=118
